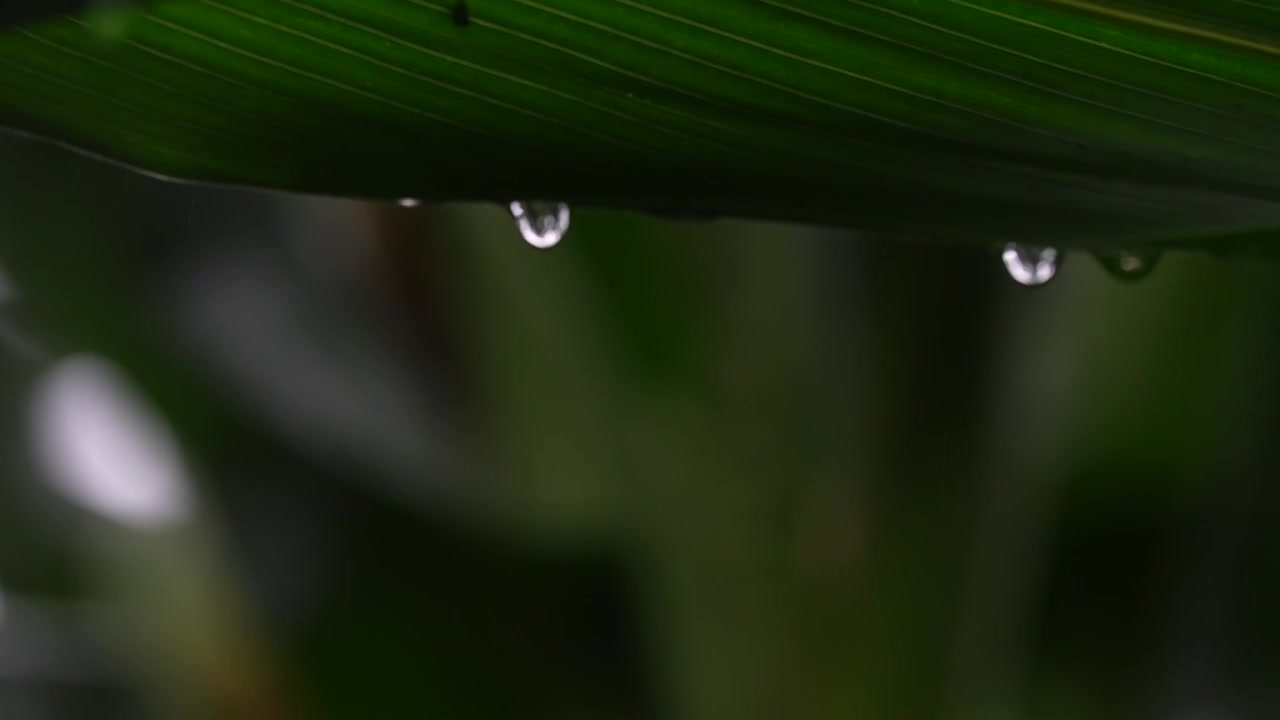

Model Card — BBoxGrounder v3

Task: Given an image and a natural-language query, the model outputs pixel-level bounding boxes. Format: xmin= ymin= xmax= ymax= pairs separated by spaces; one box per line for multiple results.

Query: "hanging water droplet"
xmin=396 ymin=198 xmax=421 ymax=208
xmin=509 ymin=201 xmax=570 ymax=249
xmin=1001 ymin=243 xmax=1059 ymax=287
xmin=1095 ymin=249 xmax=1161 ymax=282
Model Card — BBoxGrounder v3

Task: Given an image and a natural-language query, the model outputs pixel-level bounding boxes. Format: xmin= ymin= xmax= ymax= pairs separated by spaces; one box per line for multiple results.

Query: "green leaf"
xmin=4 ymin=0 xmax=1280 ymax=247
xmin=0 ymin=2 xmax=100 ymax=30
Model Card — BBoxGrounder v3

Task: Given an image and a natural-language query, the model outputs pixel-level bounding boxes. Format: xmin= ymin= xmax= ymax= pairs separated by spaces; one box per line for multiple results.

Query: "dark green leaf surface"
xmin=5 ymin=0 xmax=1280 ymax=246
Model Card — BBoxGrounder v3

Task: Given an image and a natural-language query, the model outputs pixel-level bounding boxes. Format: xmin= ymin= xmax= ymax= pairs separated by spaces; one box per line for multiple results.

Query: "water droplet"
xmin=1095 ymin=249 xmax=1160 ymax=282
xmin=1001 ymin=243 xmax=1059 ymax=286
xmin=509 ymin=200 xmax=570 ymax=249
xmin=396 ymin=198 xmax=421 ymax=208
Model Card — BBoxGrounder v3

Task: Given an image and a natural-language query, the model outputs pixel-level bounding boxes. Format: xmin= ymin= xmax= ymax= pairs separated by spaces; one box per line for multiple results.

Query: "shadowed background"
xmin=1 ymin=134 xmax=1279 ymax=720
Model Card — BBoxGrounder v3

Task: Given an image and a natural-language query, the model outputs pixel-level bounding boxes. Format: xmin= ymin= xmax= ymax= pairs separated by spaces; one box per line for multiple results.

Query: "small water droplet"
xmin=1095 ymin=249 xmax=1160 ymax=282
xmin=510 ymin=201 xmax=570 ymax=249
xmin=1001 ymin=243 xmax=1059 ymax=286
xmin=396 ymin=198 xmax=421 ymax=208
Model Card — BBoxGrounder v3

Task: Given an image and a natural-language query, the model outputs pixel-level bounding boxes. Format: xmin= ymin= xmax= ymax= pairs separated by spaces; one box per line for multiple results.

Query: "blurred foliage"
xmin=2 ymin=131 xmax=1280 ymax=720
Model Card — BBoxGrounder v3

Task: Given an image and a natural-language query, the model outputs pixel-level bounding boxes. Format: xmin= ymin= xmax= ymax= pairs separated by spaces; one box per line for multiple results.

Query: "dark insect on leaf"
xmin=451 ymin=1 xmax=470 ymax=28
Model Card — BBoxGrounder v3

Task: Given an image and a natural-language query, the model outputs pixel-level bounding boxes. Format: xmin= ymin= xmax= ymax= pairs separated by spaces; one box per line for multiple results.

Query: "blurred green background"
xmin=1 ymin=133 xmax=1279 ymax=720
